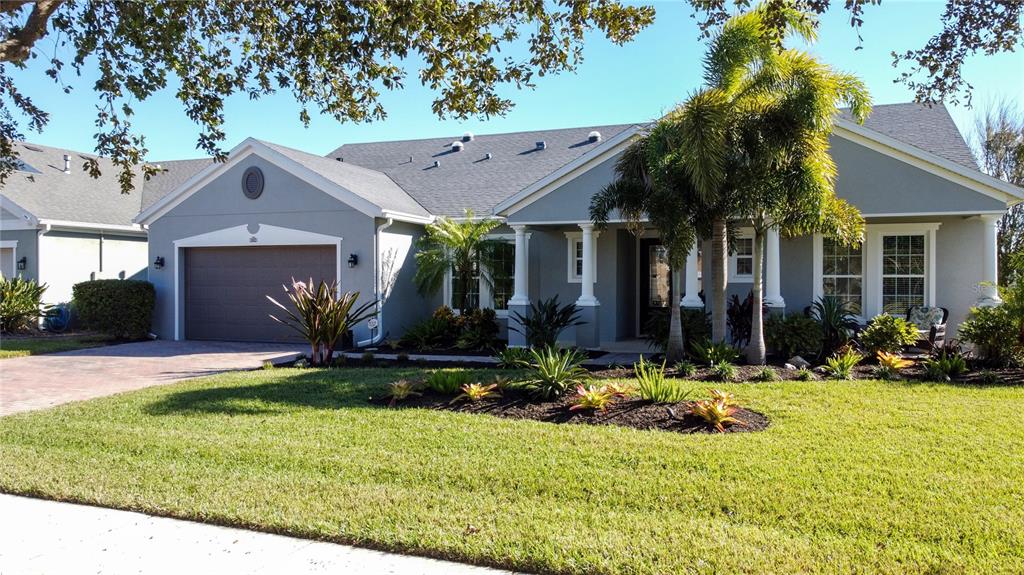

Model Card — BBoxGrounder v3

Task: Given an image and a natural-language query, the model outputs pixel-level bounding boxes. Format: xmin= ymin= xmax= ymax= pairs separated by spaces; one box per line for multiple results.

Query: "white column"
xmin=509 ymin=225 xmax=529 ymax=306
xmin=978 ymin=214 xmax=1002 ymax=306
xmin=681 ymin=243 xmax=703 ymax=307
xmin=576 ymin=223 xmax=599 ymax=306
xmin=764 ymin=227 xmax=785 ymax=308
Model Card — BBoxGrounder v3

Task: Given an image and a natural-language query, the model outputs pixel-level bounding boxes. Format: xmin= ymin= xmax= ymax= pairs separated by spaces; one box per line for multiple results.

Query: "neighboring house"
xmin=132 ymin=103 xmax=1022 ymax=348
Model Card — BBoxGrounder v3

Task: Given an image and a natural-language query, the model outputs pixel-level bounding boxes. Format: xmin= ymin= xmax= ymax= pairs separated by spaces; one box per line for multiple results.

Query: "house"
xmin=129 ymin=103 xmax=1018 ymax=347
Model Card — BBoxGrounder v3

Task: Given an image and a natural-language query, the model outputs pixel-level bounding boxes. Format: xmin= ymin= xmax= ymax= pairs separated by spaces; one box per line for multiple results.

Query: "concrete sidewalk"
xmin=0 ymin=494 xmax=517 ymax=575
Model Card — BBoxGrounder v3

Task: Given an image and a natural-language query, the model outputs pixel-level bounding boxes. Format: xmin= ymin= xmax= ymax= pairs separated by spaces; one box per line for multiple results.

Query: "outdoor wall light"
xmin=153 ymin=256 xmax=165 ymax=269
xmin=16 ymin=256 xmax=26 ymax=271
xmin=347 ymin=253 xmax=359 ymax=268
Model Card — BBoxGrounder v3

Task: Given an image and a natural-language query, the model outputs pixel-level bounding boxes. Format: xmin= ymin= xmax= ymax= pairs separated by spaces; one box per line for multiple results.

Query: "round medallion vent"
xmin=242 ymin=166 xmax=264 ymax=199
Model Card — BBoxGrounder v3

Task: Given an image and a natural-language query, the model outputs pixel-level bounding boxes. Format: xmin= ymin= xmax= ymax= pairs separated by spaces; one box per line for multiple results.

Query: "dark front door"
xmin=184 ymin=245 xmax=337 ymax=343
xmin=639 ymin=238 xmax=672 ymax=334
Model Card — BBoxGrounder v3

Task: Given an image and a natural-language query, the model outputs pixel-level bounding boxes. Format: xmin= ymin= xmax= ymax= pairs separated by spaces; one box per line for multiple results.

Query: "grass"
xmin=1 ymin=368 xmax=1022 ymax=574
xmin=0 ymin=334 xmax=113 ymax=358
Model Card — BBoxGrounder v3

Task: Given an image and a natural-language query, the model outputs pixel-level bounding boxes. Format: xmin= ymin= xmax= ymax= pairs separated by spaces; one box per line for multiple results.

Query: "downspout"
xmin=357 ymin=217 xmax=393 ymax=347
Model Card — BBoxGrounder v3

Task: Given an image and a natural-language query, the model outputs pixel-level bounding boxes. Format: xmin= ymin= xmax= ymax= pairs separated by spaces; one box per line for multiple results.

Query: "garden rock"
xmin=788 ymin=356 xmax=811 ymax=369
xmin=784 ymin=363 xmax=797 ymax=370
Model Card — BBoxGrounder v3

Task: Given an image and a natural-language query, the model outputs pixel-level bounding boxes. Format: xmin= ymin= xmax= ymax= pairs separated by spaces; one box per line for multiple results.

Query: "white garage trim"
xmin=171 ymin=224 xmax=343 ymax=340
xmin=0 ymin=240 xmax=17 ymax=278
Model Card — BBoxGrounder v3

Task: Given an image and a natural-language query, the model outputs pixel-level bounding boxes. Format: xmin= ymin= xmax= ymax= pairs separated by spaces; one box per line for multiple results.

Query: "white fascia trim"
xmin=861 ymin=210 xmax=1007 ymax=218
xmin=507 ymin=217 xmax=644 ymax=226
xmin=493 ymin=125 xmax=642 ymax=216
xmin=0 ymin=195 xmax=39 ymax=226
xmin=834 ymin=119 xmax=1024 ymax=205
xmin=382 ymin=210 xmax=434 ymax=225
xmin=171 ymin=223 xmax=344 ymax=341
xmin=37 ymin=218 xmax=145 ymax=235
xmin=136 ymin=138 xmax=389 ymax=225
xmin=0 ymin=240 xmax=17 ymax=248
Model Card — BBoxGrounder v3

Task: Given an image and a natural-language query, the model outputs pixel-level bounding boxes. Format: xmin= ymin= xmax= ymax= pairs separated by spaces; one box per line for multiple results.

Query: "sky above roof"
xmin=7 ymin=2 xmax=1023 ymax=162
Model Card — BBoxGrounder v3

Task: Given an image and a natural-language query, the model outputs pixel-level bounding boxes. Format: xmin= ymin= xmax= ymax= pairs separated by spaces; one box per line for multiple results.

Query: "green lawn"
xmin=0 ymin=334 xmax=113 ymax=358
xmin=1 ymin=368 xmax=1022 ymax=574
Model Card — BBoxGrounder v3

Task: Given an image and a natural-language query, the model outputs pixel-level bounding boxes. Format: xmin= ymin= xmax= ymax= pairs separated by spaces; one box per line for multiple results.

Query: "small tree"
xmin=413 ymin=210 xmax=503 ymax=315
xmin=973 ymin=100 xmax=1024 ymax=285
xmin=267 ymin=279 xmax=377 ymax=366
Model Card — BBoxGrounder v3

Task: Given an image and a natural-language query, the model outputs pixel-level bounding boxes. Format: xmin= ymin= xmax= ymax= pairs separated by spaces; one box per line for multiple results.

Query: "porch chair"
xmin=906 ymin=306 xmax=949 ymax=350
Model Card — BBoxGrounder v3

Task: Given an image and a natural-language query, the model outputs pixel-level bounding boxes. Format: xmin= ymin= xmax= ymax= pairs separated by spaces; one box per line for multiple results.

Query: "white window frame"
xmin=812 ymin=234 xmax=867 ymax=322
xmin=564 ymin=230 xmax=600 ymax=283
xmin=728 ymin=228 xmax=754 ymax=283
xmin=813 ymin=223 xmax=939 ymax=320
xmin=442 ymin=233 xmax=523 ymax=318
xmin=0 ymin=240 xmax=18 ymax=278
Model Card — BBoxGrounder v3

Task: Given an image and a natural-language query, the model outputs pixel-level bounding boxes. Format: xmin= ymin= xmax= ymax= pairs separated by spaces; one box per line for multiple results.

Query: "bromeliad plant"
xmin=569 ymin=384 xmax=616 ymax=413
xmin=922 ymin=350 xmax=968 ymax=382
xmin=426 ymin=369 xmax=473 ymax=394
xmin=451 ymin=382 xmax=501 ymax=404
xmin=267 ymin=279 xmax=377 ymax=366
xmin=493 ymin=346 xmax=531 ymax=369
xmin=690 ymin=398 xmax=741 ymax=433
xmin=521 ymin=346 xmax=589 ymax=399
xmin=874 ymin=351 xmax=913 ymax=381
xmin=387 ymin=380 xmax=422 ymax=407
xmin=823 ymin=346 xmax=864 ymax=380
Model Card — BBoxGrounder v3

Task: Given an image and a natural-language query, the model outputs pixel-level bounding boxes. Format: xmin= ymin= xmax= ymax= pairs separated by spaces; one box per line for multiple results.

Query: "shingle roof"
xmin=142 ymin=158 xmax=215 ymax=212
xmin=2 ymin=141 xmax=147 ymax=227
xmin=327 ymin=124 xmax=637 ymax=217
xmin=841 ymin=102 xmax=978 ymax=169
xmin=257 ymin=140 xmax=430 ymax=218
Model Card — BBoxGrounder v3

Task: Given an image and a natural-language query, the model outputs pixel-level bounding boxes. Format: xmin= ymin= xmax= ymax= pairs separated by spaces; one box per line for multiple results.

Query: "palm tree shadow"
xmin=145 ymin=370 xmax=381 ymax=416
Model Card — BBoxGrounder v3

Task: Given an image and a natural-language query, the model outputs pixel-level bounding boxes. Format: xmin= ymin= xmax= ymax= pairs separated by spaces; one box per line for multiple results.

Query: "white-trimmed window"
xmin=821 ymin=238 xmax=864 ymax=315
xmin=443 ymin=235 xmax=517 ymax=316
xmin=565 ymin=231 xmax=599 ymax=283
xmin=881 ymin=234 xmax=926 ymax=314
xmin=729 ymin=229 xmax=754 ymax=282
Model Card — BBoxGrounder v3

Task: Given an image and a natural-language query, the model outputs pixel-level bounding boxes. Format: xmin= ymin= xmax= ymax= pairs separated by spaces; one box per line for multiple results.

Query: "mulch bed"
xmin=352 ymin=346 xmax=607 ymax=359
xmin=373 ymin=388 xmax=769 ymax=435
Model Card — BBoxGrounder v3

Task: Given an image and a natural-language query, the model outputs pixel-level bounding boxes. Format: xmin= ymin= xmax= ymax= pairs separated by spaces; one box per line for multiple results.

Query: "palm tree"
xmin=413 ymin=210 xmax=502 ymax=315
xmin=672 ymin=5 xmax=869 ymax=362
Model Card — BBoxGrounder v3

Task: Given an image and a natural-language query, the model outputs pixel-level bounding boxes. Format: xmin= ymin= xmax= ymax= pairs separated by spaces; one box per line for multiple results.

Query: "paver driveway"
xmin=0 ymin=340 xmax=302 ymax=416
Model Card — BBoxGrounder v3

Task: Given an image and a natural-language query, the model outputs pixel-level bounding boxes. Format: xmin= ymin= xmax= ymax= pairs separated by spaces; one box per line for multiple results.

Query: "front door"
xmin=639 ymin=238 xmax=672 ymax=333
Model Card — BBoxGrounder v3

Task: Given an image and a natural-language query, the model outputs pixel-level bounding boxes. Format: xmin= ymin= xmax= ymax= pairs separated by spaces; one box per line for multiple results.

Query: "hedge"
xmin=72 ymin=279 xmax=155 ymax=339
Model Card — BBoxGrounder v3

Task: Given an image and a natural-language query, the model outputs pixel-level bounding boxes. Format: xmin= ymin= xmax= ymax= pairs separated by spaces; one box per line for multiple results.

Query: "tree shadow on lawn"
xmin=144 ymin=369 xmax=400 ymax=416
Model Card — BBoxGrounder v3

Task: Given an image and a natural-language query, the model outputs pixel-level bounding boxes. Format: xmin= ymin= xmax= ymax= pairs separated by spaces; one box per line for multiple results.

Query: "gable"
xmin=505 ymin=153 xmax=621 ymax=223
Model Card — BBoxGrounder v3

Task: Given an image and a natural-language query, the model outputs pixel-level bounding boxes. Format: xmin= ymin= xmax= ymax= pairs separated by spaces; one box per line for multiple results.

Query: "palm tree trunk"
xmin=667 ymin=267 xmax=685 ymax=363
xmin=711 ymin=218 xmax=728 ymax=343
xmin=746 ymin=229 xmax=767 ymax=365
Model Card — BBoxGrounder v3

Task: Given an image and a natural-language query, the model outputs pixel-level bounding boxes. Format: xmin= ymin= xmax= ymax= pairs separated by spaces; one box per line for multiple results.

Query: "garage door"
xmin=185 ymin=245 xmax=337 ymax=342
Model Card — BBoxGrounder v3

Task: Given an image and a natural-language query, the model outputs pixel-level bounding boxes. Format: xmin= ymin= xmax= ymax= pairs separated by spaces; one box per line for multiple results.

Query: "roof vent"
xmin=484 ymin=153 xmax=492 ymax=160
xmin=535 ymin=141 xmax=546 ymax=150
xmin=462 ymin=132 xmax=474 ymax=142
xmin=63 ymin=154 xmax=70 ymax=174
xmin=23 ymin=145 xmax=42 ymax=152
xmin=451 ymin=141 xmax=464 ymax=152
xmin=433 ymin=160 xmax=440 ymax=168
xmin=588 ymin=131 xmax=602 ymax=143
xmin=335 ymin=156 xmax=343 ymax=162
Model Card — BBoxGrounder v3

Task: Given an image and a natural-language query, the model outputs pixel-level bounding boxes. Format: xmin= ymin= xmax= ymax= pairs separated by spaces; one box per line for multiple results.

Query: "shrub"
xmin=859 ymin=314 xmax=918 ymax=355
xmin=73 ymin=279 xmax=156 ymax=340
xmin=634 ymin=356 xmax=691 ymax=403
xmin=710 ymin=362 xmax=738 ymax=382
xmin=922 ymin=351 xmax=968 ymax=382
xmin=726 ymin=292 xmax=758 ymax=348
xmin=794 ymin=367 xmax=816 ymax=381
xmin=569 ymin=384 xmax=615 ymax=412
xmin=425 ymin=369 xmax=473 ymax=394
xmin=493 ymin=346 xmax=531 ymax=369
xmin=823 ymin=347 xmax=863 ymax=380
xmin=673 ymin=360 xmax=697 ymax=377
xmin=521 ymin=346 xmax=589 ymax=399
xmin=810 ymin=296 xmax=859 ymax=358
xmin=690 ymin=399 xmax=741 ymax=432
xmin=977 ymin=370 xmax=1002 ymax=385
xmin=642 ymin=308 xmax=712 ymax=353
xmin=692 ymin=339 xmax=740 ymax=366
xmin=456 ymin=308 xmax=499 ymax=350
xmin=510 ymin=295 xmax=583 ymax=349
xmin=959 ymin=304 xmax=1023 ymax=366
xmin=387 ymin=380 xmax=422 ymax=406
xmin=0 ymin=277 xmax=49 ymax=332
xmin=765 ymin=314 xmax=823 ymax=358
xmin=750 ymin=367 xmax=778 ymax=382
xmin=400 ymin=316 xmax=451 ymax=350
xmin=451 ymin=382 xmax=501 ymax=404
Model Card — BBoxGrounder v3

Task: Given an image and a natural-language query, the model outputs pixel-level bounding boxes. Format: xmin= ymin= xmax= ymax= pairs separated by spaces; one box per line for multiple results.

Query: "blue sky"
xmin=9 ymin=1 xmax=1024 ymax=161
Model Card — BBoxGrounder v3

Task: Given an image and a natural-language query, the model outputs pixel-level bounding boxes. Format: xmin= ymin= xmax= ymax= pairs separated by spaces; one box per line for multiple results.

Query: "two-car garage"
xmin=183 ymin=245 xmax=337 ymax=343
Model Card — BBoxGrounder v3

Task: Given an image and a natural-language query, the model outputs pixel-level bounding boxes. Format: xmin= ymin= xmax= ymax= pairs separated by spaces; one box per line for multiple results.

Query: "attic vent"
xmin=462 ymin=132 xmax=474 ymax=142
xmin=242 ymin=166 xmax=265 ymax=199
xmin=451 ymin=141 xmax=464 ymax=152
xmin=484 ymin=153 xmax=492 ymax=160
xmin=588 ymin=131 xmax=602 ymax=143
xmin=433 ymin=160 xmax=440 ymax=168
xmin=335 ymin=156 xmax=343 ymax=162
xmin=535 ymin=141 xmax=546 ymax=150
xmin=63 ymin=154 xmax=70 ymax=174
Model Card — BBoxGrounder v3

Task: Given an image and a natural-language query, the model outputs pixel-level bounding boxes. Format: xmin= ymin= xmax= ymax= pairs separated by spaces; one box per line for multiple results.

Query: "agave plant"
xmin=520 ymin=346 xmax=589 ymax=399
xmin=267 ymin=279 xmax=378 ymax=366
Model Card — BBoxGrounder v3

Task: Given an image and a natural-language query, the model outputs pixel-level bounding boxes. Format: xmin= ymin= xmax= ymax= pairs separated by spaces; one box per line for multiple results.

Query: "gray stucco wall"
xmin=507 ymin=154 xmax=619 ymax=223
xmin=146 ymin=155 xmax=378 ymax=342
xmin=378 ymin=219 xmax=434 ymax=340
xmin=0 ymin=228 xmax=39 ymax=282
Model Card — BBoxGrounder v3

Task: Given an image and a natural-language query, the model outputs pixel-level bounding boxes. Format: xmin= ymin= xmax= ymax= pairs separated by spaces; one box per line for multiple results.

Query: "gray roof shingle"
xmin=841 ymin=102 xmax=978 ymax=169
xmin=327 ymin=124 xmax=637 ymax=217
xmin=141 ymin=158 xmax=215 ymax=212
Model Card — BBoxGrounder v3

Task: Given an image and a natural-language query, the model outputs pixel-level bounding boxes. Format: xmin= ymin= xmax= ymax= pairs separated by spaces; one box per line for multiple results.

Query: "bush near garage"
xmin=73 ymin=279 xmax=155 ymax=339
